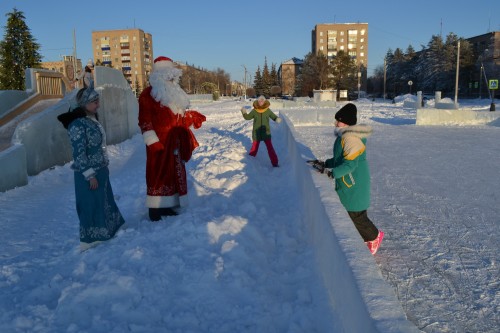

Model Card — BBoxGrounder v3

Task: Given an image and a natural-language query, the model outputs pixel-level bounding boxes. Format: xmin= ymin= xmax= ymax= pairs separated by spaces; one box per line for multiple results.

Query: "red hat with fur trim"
xmin=153 ymin=56 xmax=174 ymax=71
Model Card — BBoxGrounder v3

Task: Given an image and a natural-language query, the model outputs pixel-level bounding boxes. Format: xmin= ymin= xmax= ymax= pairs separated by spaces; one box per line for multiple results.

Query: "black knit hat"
xmin=335 ymin=103 xmax=357 ymax=125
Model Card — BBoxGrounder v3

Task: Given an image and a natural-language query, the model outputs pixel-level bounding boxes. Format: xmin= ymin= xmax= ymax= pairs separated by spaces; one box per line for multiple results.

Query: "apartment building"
xmin=278 ymin=57 xmax=303 ymax=96
xmin=91 ymin=28 xmax=153 ymax=94
xmin=312 ymin=23 xmax=368 ymax=69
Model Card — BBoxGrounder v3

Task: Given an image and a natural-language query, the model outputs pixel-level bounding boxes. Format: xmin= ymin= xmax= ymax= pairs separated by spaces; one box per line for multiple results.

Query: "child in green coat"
xmin=322 ymin=103 xmax=384 ymax=254
xmin=241 ymin=95 xmax=281 ymax=167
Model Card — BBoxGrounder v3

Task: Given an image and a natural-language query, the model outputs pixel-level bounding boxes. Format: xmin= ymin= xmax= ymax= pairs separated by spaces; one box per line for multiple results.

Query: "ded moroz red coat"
xmin=138 ymin=86 xmax=206 ymax=209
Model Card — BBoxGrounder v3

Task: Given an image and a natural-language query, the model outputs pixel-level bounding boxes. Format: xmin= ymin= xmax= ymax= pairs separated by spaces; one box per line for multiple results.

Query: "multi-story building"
xmin=40 ymin=55 xmax=83 ymax=83
xmin=467 ymin=31 xmax=500 ymax=66
xmin=312 ymin=23 xmax=368 ymax=70
xmin=91 ymin=28 xmax=153 ymax=95
xmin=278 ymin=57 xmax=303 ymax=96
xmin=465 ymin=31 xmax=500 ymax=97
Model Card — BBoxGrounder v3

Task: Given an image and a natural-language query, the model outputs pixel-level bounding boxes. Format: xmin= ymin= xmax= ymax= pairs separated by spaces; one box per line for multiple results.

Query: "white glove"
xmin=276 ymin=117 xmax=282 ymax=123
xmin=240 ymin=107 xmax=247 ymax=114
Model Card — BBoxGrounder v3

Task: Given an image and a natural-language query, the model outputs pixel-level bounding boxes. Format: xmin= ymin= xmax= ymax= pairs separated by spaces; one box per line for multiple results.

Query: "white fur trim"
xmin=83 ymin=168 xmax=96 ymax=179
xmin=80 ymin=241 xmax=102 ymax=252
xmin=146 ymin=193 xmax=188 ymax=208
xmin=153 ymin=60 xmax=175 ymax=72
xmin=142 ymin=130 xmax=159 ymax=146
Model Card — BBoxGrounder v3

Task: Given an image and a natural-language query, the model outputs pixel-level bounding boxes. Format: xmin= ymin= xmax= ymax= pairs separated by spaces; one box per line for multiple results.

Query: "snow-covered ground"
xmin=0 ymin=97 xmax=498 ymax=332
xmin=294 ymin=97 xmax=499 ymax=333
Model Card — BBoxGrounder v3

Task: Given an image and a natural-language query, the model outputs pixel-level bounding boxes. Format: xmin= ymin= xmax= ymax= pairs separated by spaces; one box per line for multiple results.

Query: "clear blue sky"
xmin=1 ymin=0 xmax=499 ymax=83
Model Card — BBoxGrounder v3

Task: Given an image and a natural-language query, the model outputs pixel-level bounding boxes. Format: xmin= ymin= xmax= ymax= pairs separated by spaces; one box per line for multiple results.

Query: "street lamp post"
xmin=242 ymin=65 xmax=247 ymax=100
xmin=454 ymin=41 xmax=460 ymax=106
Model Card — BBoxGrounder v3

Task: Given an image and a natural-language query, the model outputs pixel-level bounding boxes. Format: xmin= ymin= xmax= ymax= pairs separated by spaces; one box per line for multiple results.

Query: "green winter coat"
xmin=324 ymin=124 xmax=373 ymax=212
xmin=242 ymin=100 xmax=278 ymax=141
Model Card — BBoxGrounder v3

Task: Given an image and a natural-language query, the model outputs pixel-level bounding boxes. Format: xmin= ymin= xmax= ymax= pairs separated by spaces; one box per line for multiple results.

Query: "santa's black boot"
xmin=149 ymin=208 xmax=162 ymax=221
xmin=159 ymin=207 xmax=178 ymax=216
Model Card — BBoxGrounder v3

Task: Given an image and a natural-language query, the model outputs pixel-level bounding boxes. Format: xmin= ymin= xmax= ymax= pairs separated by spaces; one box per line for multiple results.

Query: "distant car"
xmin=348 ymin=91 xmax=358 ymax=101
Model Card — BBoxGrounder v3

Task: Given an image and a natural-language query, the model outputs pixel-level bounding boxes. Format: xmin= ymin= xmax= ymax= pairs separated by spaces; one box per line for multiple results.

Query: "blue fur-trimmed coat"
xmin=58 ymin=108 xmax=109 ymax=179
xmin=324 ymin=124 xmax=373 ymax=212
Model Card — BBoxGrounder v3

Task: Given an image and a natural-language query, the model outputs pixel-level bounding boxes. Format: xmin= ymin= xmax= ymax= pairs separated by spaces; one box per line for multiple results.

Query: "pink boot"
xmin=366 ymin=230 xmax=384 ymax=255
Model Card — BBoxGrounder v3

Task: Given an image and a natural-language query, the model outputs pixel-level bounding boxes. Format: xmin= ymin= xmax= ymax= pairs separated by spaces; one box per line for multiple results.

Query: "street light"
xmin=241 ymin=65 xmax=247 ymax=100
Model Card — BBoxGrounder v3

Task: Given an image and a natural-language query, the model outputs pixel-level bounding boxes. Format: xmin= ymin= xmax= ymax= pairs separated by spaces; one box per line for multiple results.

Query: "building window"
xmin=360 ymin=29 xmax=366 ymax=35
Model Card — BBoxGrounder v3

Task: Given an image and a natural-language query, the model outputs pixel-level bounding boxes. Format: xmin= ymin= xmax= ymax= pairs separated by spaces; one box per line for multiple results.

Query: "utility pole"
xmin=242 ymin=65 xmax=247 ymax=100
xmin=479 ymin=63 xmax=483 ymax=99
xmin=383 ymin=57 xmax=387 ymax=100
xmin=454 ymin=41 xmax=460 ymax=106
xmin=73 ymin=29 xmax=78 ymax=86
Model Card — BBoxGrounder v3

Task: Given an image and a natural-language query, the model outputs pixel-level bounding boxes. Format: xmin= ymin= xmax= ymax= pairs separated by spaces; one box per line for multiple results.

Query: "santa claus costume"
xmin=138 ymin=56 xmax=206 ymax=221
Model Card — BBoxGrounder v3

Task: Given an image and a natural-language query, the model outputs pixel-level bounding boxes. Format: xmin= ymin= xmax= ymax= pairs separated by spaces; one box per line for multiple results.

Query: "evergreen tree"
xmin=422 ymin=35 xmax=445 ymax=93
xmin=366 ymin=64 xmax=385 ymax=97
xmin=0 ymin=8 xmax=42 ymax=90
xmin=269 ymin=63 xmax=281 ymax=97
xmin=296 ymin=52 xmax=318 ymax=97
xmin=330 ymin=50 xmax=357 ymax=98
xmin=403 ymin=45 xmax=419 ymax=91
xmin=295 ymin=52 xmax=330 ymax=97
xmin=315 ymin=52 xmax=330 ymax=90
xmin=261 ymin=58 xmax=272 ymax=97
xmin=386 ymin=48 xmax=407 ymax=95
xmin=253 ymin=66 xmax=263 ymax=97
xmin=270 ymin=63 xmax=279 ymax=87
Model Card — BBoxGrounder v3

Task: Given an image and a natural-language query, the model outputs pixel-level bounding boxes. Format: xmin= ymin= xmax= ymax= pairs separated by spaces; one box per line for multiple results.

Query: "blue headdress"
xmin=77 ymin=80 xmax=99 ymax=107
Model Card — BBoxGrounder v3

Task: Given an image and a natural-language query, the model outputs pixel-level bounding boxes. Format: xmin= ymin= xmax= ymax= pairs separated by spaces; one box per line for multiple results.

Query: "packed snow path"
xmin=0 ymin=100 xmax=336 ymax=332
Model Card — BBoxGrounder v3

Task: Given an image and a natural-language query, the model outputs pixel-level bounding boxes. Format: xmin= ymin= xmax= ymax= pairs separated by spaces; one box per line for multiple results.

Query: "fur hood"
xmin=252 ymin=99 xmax=270 ymax=113
xmin=335 ymin=124 xmax=372 ymax=139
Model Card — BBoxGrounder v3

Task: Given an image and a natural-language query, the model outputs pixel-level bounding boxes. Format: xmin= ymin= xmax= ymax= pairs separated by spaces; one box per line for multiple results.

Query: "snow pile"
xmin=393 ymin=94 xmax=417 ymax=104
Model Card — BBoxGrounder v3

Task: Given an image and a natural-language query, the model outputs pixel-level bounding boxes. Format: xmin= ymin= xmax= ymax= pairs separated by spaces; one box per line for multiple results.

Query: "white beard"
xmin=149 ymin=67 xmax=190 ymax=115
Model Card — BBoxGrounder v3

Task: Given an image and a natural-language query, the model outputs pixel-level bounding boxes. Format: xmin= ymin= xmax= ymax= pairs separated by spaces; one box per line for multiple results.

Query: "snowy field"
xmin=293 ymin=97 xmax=499 ymax=333
xmin=0 ymin=97 xmax=498 ymax=332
